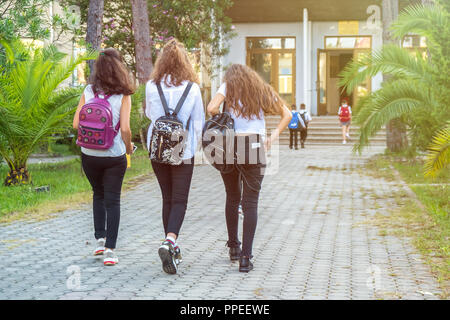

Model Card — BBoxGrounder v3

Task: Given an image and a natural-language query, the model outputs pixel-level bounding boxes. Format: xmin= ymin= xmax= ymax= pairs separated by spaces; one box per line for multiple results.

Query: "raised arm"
xmin=265 ymin=105 xmax=292 ymax=151
xmin=207 ymin=92 xmax=225 ymax=116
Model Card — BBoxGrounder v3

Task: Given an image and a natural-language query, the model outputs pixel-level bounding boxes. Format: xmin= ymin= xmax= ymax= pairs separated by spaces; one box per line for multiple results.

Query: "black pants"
xmin=300 ymin=128 xmax=308 ymax=143
xmin=289 ymin=129 xmax=299 ymax=148
xmin=151 ymin=158 xmax=194 ymax=237
xmin=82 ymin=153 xmax=127 ymax=249
xmin=221 ymin=135 xmax=265 ymax=258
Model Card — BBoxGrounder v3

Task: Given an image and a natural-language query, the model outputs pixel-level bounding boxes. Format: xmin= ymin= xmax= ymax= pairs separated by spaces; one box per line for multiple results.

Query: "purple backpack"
xmin=76 ymin=92 xmax=120 ymax=150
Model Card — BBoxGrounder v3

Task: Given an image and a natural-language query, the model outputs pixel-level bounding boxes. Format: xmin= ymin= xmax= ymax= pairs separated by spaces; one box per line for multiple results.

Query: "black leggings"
xmin=151 ymin=158 xmax=195 ymax=238
xmin=289 ymin=129 xmax=299 ymax=148
xmin=81 ymin=153 xmax=127 ymax=249
xmin=221 ymin=135 xmax=265 ymax=258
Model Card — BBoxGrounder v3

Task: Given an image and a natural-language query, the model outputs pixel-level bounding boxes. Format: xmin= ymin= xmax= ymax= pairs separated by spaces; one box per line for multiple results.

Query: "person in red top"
xmin=338 ymin=99 xmax=352 ymax=144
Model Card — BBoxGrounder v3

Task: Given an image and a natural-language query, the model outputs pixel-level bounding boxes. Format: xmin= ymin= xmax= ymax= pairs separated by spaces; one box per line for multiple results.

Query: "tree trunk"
xmin=131 ymin=0 xmax=153 ymax=151
xmin=382 ymin=0 xmax=408 ymax=152
xmin=86 ymin=0 xmax=105 ymax=72
xmin=131 ymin=0 xmax=153 ymax=84
xmin=4 ymin=162 xmax=30 ymax=186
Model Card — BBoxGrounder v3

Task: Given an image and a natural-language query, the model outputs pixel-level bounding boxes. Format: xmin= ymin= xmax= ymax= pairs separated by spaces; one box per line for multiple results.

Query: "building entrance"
xmin=317 ymin=36 xmax=372 ymax=115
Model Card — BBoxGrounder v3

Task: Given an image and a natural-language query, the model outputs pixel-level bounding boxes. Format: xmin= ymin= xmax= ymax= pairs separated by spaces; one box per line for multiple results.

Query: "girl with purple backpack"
xmin=72 ymin=48 xmax=136 ymax=266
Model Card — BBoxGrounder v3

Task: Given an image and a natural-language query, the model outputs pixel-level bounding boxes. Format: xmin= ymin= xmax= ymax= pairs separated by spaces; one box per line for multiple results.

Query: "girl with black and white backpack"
xmin=145 ymin=39 xmax=205 ymax=275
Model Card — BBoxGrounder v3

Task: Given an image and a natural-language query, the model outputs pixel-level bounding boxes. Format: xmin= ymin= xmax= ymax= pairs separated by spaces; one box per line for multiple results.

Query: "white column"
xmin=303 ymin=8 xmax=308 ymax=112
xmin=49 ymin=1 xmax=54 ymax=43
xmin=308 ymin=20 xmax=312 ymax=114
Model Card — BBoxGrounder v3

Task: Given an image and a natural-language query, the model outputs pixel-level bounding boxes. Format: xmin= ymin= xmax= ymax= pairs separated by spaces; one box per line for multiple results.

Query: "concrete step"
xmin=265 ymin=115 xmax=386 ymax=145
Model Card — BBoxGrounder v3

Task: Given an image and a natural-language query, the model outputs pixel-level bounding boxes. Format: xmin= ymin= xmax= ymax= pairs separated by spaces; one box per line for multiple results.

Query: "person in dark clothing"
xmin=298 ymin=103 xmax=312 ymax=148
xmin=288 ymin=104 xmax=301 ymax=150
xmin=207 ymin=64 xmax=292 ymax=272
xmin=72 ymin=48 xmax=136 ymax=266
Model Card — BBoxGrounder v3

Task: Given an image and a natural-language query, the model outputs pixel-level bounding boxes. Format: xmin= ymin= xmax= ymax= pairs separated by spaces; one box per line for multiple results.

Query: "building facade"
xmin=215 ymin=0 xmax=414 ymax=116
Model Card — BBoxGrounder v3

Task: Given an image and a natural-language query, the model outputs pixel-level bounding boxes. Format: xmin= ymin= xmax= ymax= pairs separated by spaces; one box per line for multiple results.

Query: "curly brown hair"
xmin=150 ymin=39 xmax=199 ymax=87
xmin=89 ymin=48 xmax=136 ymax=96
xmin=223 ymin=64 xmax=285 ymax=120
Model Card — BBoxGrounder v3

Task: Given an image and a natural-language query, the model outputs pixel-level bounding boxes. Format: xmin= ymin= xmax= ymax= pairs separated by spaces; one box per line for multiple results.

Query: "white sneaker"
xmin=93 ymin=238 xmax=106 ymax=256
xmin=346 ymin=132 xmax=350 ymax=138
xmin=103 ymin=249 xmax=119 ymax=266
xmin=343 ymin=140 xmax=347 ymax=144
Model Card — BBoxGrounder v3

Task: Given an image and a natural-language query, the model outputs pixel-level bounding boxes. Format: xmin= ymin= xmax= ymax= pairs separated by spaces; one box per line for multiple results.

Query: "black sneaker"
xmin=239 ymin=256 xmax=254 ymax=273
xmin=226 ymin=241 xmax=241 ymax=261
xmin=301 ymin=142 xmax=305 ymax=149
xmin=229 ymin=247 xmax=241 ymax=261
xmin=158 ymin=240 xmax=177 ymax=274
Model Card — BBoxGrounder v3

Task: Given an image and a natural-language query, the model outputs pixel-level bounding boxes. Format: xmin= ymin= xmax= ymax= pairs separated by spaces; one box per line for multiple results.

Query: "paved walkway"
xmin=0 ymin=145 xmax=443 ymax=300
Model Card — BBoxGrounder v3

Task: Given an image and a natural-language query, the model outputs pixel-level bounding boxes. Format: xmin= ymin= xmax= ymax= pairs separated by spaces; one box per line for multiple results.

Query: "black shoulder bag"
xmin=202 ymin=102 xmax=235 ymax=173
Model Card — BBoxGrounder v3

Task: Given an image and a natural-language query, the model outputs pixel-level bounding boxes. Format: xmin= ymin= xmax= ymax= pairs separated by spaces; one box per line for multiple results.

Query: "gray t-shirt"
xmin=81 ymin=85 xmax=126 ymax=157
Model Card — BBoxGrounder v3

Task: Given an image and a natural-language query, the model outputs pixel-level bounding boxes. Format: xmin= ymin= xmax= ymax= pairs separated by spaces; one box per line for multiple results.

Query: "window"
xmin=402 ymin=35 xmax=428 ymax=59
xmin=402 ymin=35 xmax=427 ymax=48
xmin=325 ymin=36 xmax=371 ymax=49
xmin=248 ymin=37 xmax=295 ymax=49
xmin=246 ymin=37 xmax=296 ymax=105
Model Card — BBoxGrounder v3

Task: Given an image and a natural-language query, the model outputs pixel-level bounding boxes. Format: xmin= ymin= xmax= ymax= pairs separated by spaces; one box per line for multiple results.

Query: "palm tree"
xmin=339 ymin=3 xmax=449 ymax=161
xmin=0 ymin=39 xmax=97 ymax=186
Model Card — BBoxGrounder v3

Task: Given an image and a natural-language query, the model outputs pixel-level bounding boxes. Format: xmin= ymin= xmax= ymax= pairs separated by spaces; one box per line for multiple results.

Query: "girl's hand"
xmin=264 ymin=137 xmax=272 ymax=152
xmin=126 ymin=142 xmax=134 ymax=155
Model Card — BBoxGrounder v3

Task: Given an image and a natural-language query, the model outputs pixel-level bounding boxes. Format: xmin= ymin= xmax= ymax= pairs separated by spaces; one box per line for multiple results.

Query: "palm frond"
xmin=352 ymin=79 xmax=435 ymax=153
xmin=392 ymin=3 xmax=447 ymax=45
xmin=339 ymin=45 xmax=432 ymax=95
xmin=424 ymin=123 xmax=450 ymax=178
xmin=0 ymin=39 xmax=95 ymax=174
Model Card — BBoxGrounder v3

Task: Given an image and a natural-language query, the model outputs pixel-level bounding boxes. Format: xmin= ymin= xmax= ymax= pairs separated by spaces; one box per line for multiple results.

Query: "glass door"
xmin=317 ymin=49 xmax=328 ymax=115
xmin=249 ymin=52 xmax=273 ymax=86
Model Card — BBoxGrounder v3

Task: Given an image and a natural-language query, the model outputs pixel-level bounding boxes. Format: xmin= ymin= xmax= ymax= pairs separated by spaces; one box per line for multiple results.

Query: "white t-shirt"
xmin=217 ymin=82 xmax=266 ymax=138
xmin=81 ymin=85 xmax=126 ymax=157
xmin=299 ymin=109 xmax=312 ymax=122
xmin=145 ymin=76 xmax=205 ymax=160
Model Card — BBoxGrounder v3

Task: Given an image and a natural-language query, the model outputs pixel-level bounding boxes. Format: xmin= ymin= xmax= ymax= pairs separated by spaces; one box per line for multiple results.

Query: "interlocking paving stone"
xmin=0 ymin=145 xmax=444 ymax=300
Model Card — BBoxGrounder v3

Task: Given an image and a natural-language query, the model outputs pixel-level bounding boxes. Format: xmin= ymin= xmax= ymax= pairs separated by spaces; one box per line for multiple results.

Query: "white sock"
xmin=166 ymin=235 xmax=176 ymax=246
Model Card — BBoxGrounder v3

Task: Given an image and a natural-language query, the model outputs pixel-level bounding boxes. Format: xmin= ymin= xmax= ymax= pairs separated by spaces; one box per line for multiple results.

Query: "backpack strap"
xmin=94 ymin=91 xmax=111 ymax=100
xmin=156 ymin=83 xmax=171 ymax=116
xmin=93 ymin=91 xmax=118 ymax=131
xmin=173 ymin=82 xmax=193 ymax=116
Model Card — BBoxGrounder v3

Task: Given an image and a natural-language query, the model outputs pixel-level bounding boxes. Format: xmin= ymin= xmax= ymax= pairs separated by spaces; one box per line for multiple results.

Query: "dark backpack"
xmin=299 ymin=112 xmax=307 ymax=132
xmin=202 ymin=102 xmax=235 ymax=174
xmin=149 ymin=82 xmax=193 ymax=165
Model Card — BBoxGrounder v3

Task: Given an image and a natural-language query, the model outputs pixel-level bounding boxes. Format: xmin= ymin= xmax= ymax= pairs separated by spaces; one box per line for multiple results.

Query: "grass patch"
xmin=0 ymin=149 xmax=153 ymax=223
xmin=363 ymin=154 xmax=449 ymax=298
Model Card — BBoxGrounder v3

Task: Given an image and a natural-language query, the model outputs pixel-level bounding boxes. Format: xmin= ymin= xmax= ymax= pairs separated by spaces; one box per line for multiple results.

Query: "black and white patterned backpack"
xmin=149 ymin=82 xmax=193 ymax=165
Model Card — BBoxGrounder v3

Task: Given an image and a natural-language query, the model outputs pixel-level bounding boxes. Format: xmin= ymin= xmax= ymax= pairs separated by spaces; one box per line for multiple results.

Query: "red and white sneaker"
xmin=93 ymin=238 xmax=106 ymax=256
xmin=103 ymin=249 xmax=119 ymax=266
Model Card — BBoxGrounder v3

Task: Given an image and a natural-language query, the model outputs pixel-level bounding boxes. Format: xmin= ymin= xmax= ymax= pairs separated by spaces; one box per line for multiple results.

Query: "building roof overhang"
xmin=226 ymin=0 xmax=419 ymax=23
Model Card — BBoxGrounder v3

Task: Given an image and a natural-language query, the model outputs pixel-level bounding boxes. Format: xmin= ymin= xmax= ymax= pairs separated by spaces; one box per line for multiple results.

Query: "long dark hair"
xmin=223 ymin=64 xmax=284 ymax=120
xmin=89 ymin=48 xmax=136 ymax=95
